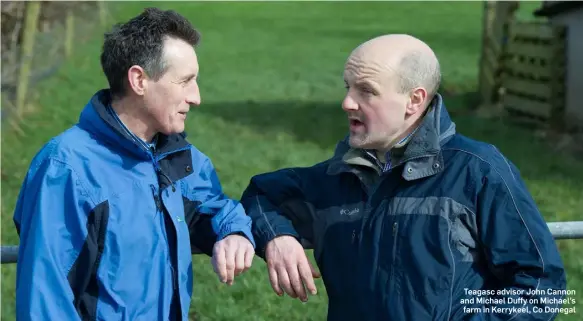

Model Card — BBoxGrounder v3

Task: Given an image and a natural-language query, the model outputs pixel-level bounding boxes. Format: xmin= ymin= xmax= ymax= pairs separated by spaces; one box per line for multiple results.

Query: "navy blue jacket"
xmin=240 ymin=94 xmax=567 ymax=321
xmin=13 ymin=89 xmax=255 ymax=321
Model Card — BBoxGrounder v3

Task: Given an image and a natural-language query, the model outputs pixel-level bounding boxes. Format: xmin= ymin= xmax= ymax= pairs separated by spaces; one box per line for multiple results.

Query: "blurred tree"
xmin=1 ymin=1 xmax=106 ymax=121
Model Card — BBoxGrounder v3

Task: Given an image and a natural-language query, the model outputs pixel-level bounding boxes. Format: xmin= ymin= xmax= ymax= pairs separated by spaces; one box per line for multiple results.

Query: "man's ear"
xmin=406 ymin=87 xmax=428 ymax=116
xmin=127 ymin=65 xmax=148 ymax=96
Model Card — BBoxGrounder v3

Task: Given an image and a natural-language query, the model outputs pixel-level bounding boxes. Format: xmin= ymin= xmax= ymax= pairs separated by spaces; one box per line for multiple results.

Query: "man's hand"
xmin=211 ymin=234 xmax=254 ymax=285
xmin=265 ymin=235 xmax=321 ymax=302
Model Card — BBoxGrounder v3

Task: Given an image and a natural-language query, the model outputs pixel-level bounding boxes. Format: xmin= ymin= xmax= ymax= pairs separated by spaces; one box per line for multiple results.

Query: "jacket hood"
xmin=328 ymin=93 xmax=456 ymax=180
xmin=78 ymin=89 xmax=189 ymax=160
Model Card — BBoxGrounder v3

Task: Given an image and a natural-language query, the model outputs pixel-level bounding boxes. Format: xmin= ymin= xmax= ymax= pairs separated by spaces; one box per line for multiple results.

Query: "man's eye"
xmin=360 ymin=86 xmax=374 ymax=95
xmin=182 ymin=78 xmax=194 ymax=86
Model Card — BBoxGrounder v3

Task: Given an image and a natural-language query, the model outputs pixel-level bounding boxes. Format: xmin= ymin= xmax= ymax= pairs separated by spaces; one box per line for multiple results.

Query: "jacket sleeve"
xmin=240 ymin=167 xmax=318 ymax=258
xmin=467 ymin=157 xmax=567 ymax=321
xmin=184 ymin=153 xmax=255 ymax=255
xmin=13 ymin=157 xmax=97 ymax=321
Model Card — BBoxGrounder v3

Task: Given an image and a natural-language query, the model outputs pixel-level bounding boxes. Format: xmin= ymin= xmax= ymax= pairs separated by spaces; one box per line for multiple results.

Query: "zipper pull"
xmin=150 ymin=184 xmax=161 ymax=210
xmin=154 ymin=165 xmax=176 ymax=192
xmin=392 ymin=222 xmax=398 ymax=236
xmin=352 ymin=230 xmax=356 ymax=243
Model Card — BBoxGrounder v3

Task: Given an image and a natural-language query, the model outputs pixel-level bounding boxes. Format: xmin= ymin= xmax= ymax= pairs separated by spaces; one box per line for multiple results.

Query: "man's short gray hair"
xmin=395 ymin=51 xmax=441 ymax=102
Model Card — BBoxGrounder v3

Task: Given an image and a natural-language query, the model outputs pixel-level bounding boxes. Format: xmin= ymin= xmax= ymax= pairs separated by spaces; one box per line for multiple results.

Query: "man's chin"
xmin=348 ymin=134 xmax=371 ymax=149
xmin=159 ymin=126 xmax=185 ymax=136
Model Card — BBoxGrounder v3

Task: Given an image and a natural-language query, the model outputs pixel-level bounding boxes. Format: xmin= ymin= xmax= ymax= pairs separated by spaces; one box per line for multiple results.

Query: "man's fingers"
xmin=309 ymin=261 xmax=321 ymax=279
xmin=211 ymin=255 xmax=219 ymax=275
xmin=235 ymin=246 xmax=246 ymax=276
xmin=225 ymin=244 xmax=237 ymax=285
xmin=264 ymin=236 xmax=317 ymax=300
xmin=213 ymin=245 xmax=227 ymax=283
xmin=214 ymin=237 xmax=254 ymax=285
xmin=244 ymin=246 xmax=254 ymax=271
xmin=277 ymin=266 xmax=297 ymax=298
xmin=299 ymin=260 xmax=317 ymax=296
xmin=268 ymin=265 xmax=283 ymax=296
xmin=288 ymin=264 xmax=307 ymax=302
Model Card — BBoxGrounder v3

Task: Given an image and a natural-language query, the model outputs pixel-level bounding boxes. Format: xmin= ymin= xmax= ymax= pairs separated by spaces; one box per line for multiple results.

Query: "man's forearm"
xmin=242 ymin=193 xmax=300 ymax=258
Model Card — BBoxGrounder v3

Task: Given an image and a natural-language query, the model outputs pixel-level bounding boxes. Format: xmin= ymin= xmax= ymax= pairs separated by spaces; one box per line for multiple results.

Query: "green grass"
xmin=2 ymin=2 xmax=582 ymax=320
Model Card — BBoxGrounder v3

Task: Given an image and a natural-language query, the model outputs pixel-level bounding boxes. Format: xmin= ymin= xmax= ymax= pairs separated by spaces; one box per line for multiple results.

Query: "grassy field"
xmin=2 ymin=2 xmax=582 ymax=320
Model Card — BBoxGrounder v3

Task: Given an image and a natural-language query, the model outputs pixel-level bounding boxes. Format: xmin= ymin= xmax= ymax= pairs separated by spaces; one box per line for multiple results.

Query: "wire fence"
xmin=1 ymin=0 xmax=111 ymax=123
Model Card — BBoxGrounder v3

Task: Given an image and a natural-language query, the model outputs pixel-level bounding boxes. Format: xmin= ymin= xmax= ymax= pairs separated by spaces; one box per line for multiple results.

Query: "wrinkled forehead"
xmin=343 ymin=49 xmax=401 ymax=86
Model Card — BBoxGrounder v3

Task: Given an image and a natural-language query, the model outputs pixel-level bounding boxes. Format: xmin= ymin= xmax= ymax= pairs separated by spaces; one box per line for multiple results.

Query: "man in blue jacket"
xmin=13 ymin=8 xmax=255 ymax=321
xmin=240 ymin=34 xmax=567 ymax=320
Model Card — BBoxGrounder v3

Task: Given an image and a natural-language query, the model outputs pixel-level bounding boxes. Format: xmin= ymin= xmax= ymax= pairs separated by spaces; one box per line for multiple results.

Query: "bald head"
xmin=349 ymin=34 xmax=441 ymax=103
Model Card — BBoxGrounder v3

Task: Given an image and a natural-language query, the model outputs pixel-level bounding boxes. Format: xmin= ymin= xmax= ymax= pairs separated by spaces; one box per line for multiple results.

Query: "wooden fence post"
xmin=478 ymin=1 xmax=519 ymax=110
xmin=99 ymin=1 xmax=107 ymax=28
xmin=15 ymin=1 xmax=41 ymax=117
xmin=65 ymin=8 xmax=75 ymax=58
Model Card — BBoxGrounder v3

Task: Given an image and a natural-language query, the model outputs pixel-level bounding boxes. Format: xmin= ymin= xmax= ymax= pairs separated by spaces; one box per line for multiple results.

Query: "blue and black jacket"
xmin=13 ymin=89 xmax=255 ymax=320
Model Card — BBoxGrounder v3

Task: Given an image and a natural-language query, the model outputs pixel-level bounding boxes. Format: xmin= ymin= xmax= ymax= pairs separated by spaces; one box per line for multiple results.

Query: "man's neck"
xmin=375 ymin=124 xmax=418 ymax=162
xmin=111 ymin=98 xmax=156 ymax=143
xmin=375 ymin=104 xmax=430 ymax=161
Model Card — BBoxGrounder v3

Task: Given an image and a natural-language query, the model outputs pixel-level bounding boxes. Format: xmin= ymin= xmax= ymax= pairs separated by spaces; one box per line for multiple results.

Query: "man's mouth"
xmin=349 ymin=118 xmax=365 ymax=131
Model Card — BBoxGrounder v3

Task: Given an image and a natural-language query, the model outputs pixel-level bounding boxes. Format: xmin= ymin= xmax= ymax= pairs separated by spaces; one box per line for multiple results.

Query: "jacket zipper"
xmin=150 ymin=184 xmax=178 ymax=292
xmin=150 ymin=184 xmax=162 ymax=211
xmin=150 ymin=147 xmax=180 ymax=295
xmin=113 ymin=105 xmax=183 ymax=306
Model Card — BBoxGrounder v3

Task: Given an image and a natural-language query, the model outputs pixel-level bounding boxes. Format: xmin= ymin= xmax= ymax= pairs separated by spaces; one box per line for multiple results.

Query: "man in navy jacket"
xmin=13 ymin=7 xmax=255 ymax=321
xmin=240 ymin=34 xmax=567 ymax=320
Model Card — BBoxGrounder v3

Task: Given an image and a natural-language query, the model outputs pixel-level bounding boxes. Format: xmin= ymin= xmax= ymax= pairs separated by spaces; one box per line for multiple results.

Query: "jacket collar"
xmin=327 ymin=93 xmax=456 ymax=181
xmin=78 ymin=89 xmax=190 ymax=160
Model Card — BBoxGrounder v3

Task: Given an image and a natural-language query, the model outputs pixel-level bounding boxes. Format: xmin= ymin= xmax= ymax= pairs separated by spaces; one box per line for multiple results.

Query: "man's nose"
xmin=186 ymin=83 xmax=201 ymax=106
xmin=342 ymin=93 xmax=358 ymax=112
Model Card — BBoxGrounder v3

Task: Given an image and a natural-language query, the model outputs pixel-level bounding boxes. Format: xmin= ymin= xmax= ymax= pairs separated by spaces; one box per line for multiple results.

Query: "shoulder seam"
xmin=47 ymin=157 xmax=99 ymax=208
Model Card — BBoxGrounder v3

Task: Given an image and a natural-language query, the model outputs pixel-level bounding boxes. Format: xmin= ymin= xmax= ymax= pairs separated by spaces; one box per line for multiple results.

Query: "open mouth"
xmin=349 ymin=118 xmax=365 ymax=130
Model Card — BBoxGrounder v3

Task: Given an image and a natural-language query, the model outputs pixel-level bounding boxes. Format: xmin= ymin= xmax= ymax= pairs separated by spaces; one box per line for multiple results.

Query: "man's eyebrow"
xmin=354 ymin=80 xmax=376 ymax=89
xmin=354 ymin=80 xmax=371 ymax=86
xmin=173 ymin=73 xmax=197 ymax=83
xmin=182 ymin=73 xmax=197 ymax=81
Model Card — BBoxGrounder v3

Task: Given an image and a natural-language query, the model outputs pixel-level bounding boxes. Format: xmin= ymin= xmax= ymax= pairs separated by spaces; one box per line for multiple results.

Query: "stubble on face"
xmin=343 ymin=48 xmax=401 ymax=151
xmin=342 ymin=34 xmax=436 ymax=153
